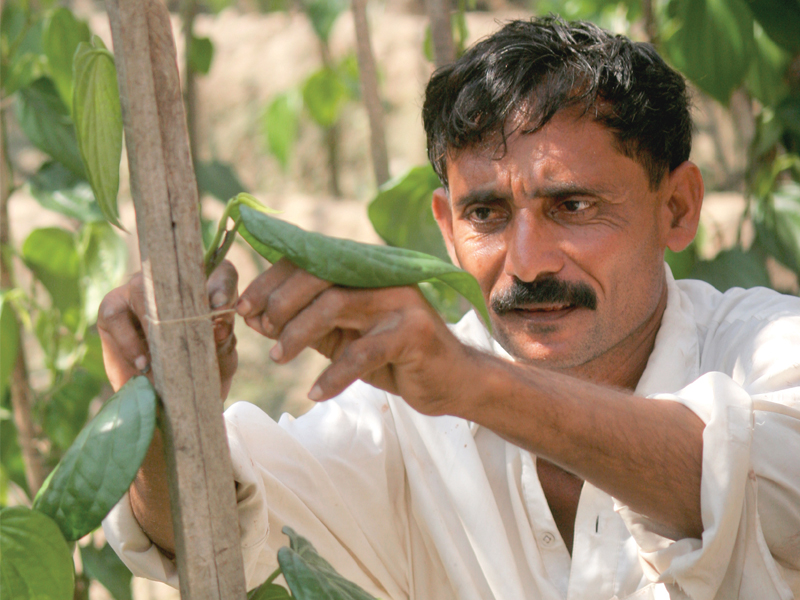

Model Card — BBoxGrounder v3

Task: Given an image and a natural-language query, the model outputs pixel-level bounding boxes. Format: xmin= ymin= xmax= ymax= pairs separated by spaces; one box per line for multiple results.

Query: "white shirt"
xmin=104 ymin=270 xmax=800 ymax=599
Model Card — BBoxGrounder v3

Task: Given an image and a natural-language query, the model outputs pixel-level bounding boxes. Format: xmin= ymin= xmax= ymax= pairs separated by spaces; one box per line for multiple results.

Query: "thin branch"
xmin=425 ymin=0 xmax=455 ymax=68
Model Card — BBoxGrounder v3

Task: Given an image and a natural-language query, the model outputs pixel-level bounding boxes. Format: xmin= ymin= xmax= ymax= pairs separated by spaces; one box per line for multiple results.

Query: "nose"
xmin=504 ymin=212 xmax=565 ymax=283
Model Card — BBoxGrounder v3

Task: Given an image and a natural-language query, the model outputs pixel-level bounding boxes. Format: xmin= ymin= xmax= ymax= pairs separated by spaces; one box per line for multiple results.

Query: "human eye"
xmin=464 ymin=204 xmax=506 ymax=230
xmin=561 ymin=199 xmax=592 ymax=212
xmin=553 ymin=198 xmax=596 ymax=220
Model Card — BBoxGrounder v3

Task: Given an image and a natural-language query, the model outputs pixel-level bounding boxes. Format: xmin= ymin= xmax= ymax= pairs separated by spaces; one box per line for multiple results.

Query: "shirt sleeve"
xmin=103 ymin=381 xmax=410 ymax=598
xmin=614 ymin=372 xmax=800 ymax=599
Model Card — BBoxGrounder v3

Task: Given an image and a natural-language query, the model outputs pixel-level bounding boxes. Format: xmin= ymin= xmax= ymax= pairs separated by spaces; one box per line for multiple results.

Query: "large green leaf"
xmin=303 ymin=68 xmax=349 ymax=128
xmin=0 ymin=506 xmax=74 ymax=600
xmin=21 ymin=227 xmax=82 ymax=331
xmin=262 ymin=92 xmax=301 ymax=170
xmin=368 ymin=165 xmax=449 ymax=261
xmin=43 ymin=369 xmax=104 ymax=454
xmin=754 ymin=181 xmax=800 ymax=273
xmin=80 ymin=221 xmax=128 ymax=325
xmin=0 ymin=294 xmax=19 ymax=399
xmin=28 ymin=161 xmax=103 ymax=222
xmin=195 ymin=159 xmax=248 ymax=202
xmin=248 ymin=583 xmax=293 ymax=600
xmin=33 ymin=376 xmax=157 ymax=541
xmin=278 ymin=526 xmax=377 ymax=600
xmin=301 ymin=0 xmax=347 ymax=43
xmin=188 ymin=35 xmax=214 ymax=75
xmin=16 ymin=77 xmax=85 ymax=176
xmin=663 ymin=0 xmax=755 ymax=104
xmin=42 ymin=7 xmax=91 ymax=110
xmin=80 ymin=542 xmax=133 ymax=600
xmin=744 ymin=0 xmax=800 ymax=53
xmin=746 ymin=23 xmax=791 ymax=107
xmin=689 ymin=247 xmax=772 ymax=291
xmin=0 ymin=7 xmax=47 ymax=95
xmin=239 ymin=205 xmax=491 ymax=328
xmin=72 ymin=36 xmax=123 ymax=229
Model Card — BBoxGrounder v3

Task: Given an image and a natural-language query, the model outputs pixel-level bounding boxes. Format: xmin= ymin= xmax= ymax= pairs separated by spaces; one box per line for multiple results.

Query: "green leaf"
xmin=195 ymin=159 xmax=248 ymax=202
xmin=0 ymin=417 xmax=30 ymax=499
xmin=278 ymin=526 xmax=377 ymax=600
xmin=248 ymin=582 xmax=293 ymax=600
xmin=303 ymin=68 xmax=348 ymax=128
xmin=16 ymin=77 xmax=85 ymax=177
xmin=79 ymin=331 xmax=109 ymax=382
xmin=262 ymin=92 xmax=301 ymax=170
xmin=777 ymin=96 xmax=800 ymax=139
xmin=72 ymin=36 xmax=123 ymax=229
xmin=754 ymin=181 xmax=800 ymax=273
xmin=239 ymin=205 xmax=491 ymax=328
xmin=665 ymin=243 xmax=698 ymax=280
xmin=80 ymin=542 xmax=133 ymax=600
xmin=1 ymin=8 xmax=48 ymax=95
xmin=33 ymin=376 xmax=157 ymax=541
xmin=0 ymin=294 xmax=19 ymax=399
xmin=21 ymin=227 xmax=82 ymax=332
xmin=689 ymin=247 xmax=772 ymax=291
xmin=0 ymin=506 xmax=74 ymax=600
xmin=301 ymin=0 xmax=347 ymax=43
xmin=663 ymin=0 xmax=755 ymax=104
xmin=368 ymin=165 xmax=449 ymax=261
xmin=188 ymin=35 xmax=214 ymax=75
xmin=44 ymin=370 xmax=104 ymax=454
xmin=42 ymin=7 xmax=91 ymax=110
xmin=744 ymin=0 xmax=800 ymax=53
xmin=746 ymin=23 xmax=791 ymax=107
xmin=28 ymin=161 xmax=104 ymax=222
xmin=81 ymin=221 xmax=128 ymax=326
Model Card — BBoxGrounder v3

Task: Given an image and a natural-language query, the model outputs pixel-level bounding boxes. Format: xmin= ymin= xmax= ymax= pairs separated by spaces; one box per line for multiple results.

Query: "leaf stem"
xmin=203 ymin=198 xmax=240 ymax=276
xmin=264 ymin=566 xmax=282 ymax=586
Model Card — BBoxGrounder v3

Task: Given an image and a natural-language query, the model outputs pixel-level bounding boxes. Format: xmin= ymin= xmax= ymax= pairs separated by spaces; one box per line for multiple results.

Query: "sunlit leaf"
xmin=80 ymin=542 xmax=133 ymax=600
xmin=188 ymin=35 xmax=214 ymax=75
xmin=80 ymin=221 xmax=128 ymax=325
xmin=21 ymin=227 xmax=82 ymax=332
xmin=33 ymin=376 xmax=157 ymax=541
xmin=744 ymin=0 xmax=800 ymax=53
xmin=195 ymin=159 xmax=248 ymax=202
xmin=0 ymin=506 xmax=74 ymax=600
xmin=72 ymin=36 xmax=123 ymax=229
xmin=303 ymin=67 xmax=348 ymax=128
xmin=278 ymin=526 xmax=377 ymax=600
xmin=42 ymin=7 xmax=91 ymax=110
xmin=239 ymin=205 xmax=491 ymax=329
xmin=261 ymin=92 xmax=301 ymax=170
xmin=15 ymin=77 xmax=85 ymax=176
xmin=663 ymin=0 xmax=755 ymax=104
xmin=0 ymin=294 xmax=19 ymax=399
xmin=368 ymin=165 xmax=449 ymax=261
xmin=28 ymin=161 xmax=103 ymax=222
xmin=689 ymin=247 xmax=772 ymax=291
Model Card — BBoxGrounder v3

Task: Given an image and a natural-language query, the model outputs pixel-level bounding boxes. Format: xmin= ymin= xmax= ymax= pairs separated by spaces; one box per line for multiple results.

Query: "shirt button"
xmin=540 ymin=532 xmax=555 ymax=546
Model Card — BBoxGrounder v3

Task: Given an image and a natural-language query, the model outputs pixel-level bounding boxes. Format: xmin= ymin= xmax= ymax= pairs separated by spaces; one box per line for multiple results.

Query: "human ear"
xmin=664 ymin=161 xmax=704 ymax=253
xmin=432 ymin=187 xmax=461 ymax=267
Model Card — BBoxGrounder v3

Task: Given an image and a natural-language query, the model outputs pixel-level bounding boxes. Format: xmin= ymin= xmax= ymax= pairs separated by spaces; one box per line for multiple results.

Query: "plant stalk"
xmin=319 ymin=41 xmax=342 ymax=197
xmin=425 ymin=0 xmax=455 ymax=68
xmin=181 ymin=0 xmax=199 ymax=163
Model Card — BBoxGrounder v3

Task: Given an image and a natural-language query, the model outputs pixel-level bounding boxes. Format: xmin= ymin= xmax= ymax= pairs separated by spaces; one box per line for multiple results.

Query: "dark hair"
xmin=422 ymin=16 xmax=692 ymax=189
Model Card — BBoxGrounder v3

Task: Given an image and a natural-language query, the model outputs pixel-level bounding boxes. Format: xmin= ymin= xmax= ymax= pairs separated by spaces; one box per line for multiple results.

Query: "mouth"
xmin=509 ymin=304 xmax=579 ymax=320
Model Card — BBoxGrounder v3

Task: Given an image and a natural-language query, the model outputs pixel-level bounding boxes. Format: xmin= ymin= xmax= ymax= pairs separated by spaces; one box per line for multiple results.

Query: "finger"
xmin=217 ymin=332 xmax=238 ymax=400
xmin=208 ymin=260 xmax=238 ymax=344
xmin=236 ymin=258 xmax=298 ymax=319
xmin=98 ymin=285 xmax=152 ymax=391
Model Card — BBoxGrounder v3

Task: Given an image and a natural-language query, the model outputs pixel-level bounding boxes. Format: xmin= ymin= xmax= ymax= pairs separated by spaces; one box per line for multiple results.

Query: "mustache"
xmin=490 ymin=277 xmax=598 ymax=315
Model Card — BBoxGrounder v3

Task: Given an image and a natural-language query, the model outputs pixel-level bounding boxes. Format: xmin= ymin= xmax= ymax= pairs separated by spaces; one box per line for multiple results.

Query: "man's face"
xmin=433 ymin=111 xmax=688 ymax=378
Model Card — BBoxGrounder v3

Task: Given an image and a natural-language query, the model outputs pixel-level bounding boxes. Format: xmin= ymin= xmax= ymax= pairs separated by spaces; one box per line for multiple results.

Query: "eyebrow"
xmin=454 ymin=182 xmax=609 ymax=209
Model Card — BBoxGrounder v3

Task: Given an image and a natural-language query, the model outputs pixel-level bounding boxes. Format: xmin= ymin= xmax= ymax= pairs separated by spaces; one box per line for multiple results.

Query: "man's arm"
xmin=97 ymin=261 xmax=239 ymax=556
xmin=237 ymin=259 xmax=704 ymax=541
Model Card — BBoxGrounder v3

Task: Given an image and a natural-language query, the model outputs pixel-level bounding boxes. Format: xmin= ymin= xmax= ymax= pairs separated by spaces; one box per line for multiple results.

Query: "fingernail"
xmin=135 ymin=355 xmax=150 ymax=373
xmin=269 ymin=342 xmax=283 ymax=362
xmin=236 ymin=298 xmax=251 ymax=315
xmin=308 ymin=385 xmax=323 ymax=401
xmin=211 ymin=290 xmax=228 ymax=309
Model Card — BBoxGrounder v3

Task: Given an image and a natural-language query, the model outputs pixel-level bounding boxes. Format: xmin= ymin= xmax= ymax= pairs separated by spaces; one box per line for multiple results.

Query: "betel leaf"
xmin=188 ymin=35 xmax=214 ymax=75
xmin=72 ymin=36 xmax=124 ymax=229
xmin=196 ymin=159 xmax=248 ymax=202
xmin=248 ymin=583 xmax=293 ymax=600
xmin=80 ymin=542 xmax=133 ymax=600
xmin=689 ymin=247 xmax=772 ymax=292
xmin=302 ymin=0 xmax=347 ymax=43
xmin=28 ymin=161 xmax=104 ymax=222
xmin=278 ymin=526 xmax=377 ymax=600
xmin=0 ymin=506 xmax=74 ymax=600
xmin=21 ymin=227 xmax=82 ymax=332
xmin=368 ymin=164 xmax=449 ymax=261
xmin=16 ymin=77 xmax=85 ymax=177
xmin=1 ymin=8 xmax=48 ymax=95
xmin=238 ymin=205 xmax=491 ymax=328
xmin=303 ymin=67 xmax=349 ymax=128
xmin=262 ymin=91 xmax=301 ymax=171
xmin=42 ymin=7 xmax=91 ymax=110
xmin=43 ymin=369 xmax=104 ymax=454
xmin=0 ymin=294 xmax=19 ymax=399
xmin=33 ymin=376 xmax=157 ymax=541
xmin=663 ymin=0 xmax=755 ymax=104
xmin=744 ymin=0 xmax=800 ymax=53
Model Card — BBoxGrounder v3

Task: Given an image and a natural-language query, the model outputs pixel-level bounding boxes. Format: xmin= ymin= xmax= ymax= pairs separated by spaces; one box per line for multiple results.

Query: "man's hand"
xmin=236 ymin=258 xmax=479 ymax=416
xmin=98 ymin=260 xmax=239 ymax=399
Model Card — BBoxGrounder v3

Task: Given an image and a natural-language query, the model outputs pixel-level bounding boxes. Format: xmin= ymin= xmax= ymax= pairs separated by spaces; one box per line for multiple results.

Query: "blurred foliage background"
xmin=2 ymin=0 xmax=800 ymax=597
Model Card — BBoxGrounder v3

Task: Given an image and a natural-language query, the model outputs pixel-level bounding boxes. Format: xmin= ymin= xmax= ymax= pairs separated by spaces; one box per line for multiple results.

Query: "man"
xmin=101 ymin=17 xmax=800 ymax=599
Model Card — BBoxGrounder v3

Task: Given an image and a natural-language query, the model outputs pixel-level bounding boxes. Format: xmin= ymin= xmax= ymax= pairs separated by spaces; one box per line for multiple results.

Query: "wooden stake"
xmin=105 ymin=1 xmax=246 ymax=597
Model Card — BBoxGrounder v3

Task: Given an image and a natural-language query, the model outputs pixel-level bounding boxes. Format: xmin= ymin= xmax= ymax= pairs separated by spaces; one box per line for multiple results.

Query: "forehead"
xmin=445 ymin=111 xmax=649 ymax=198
